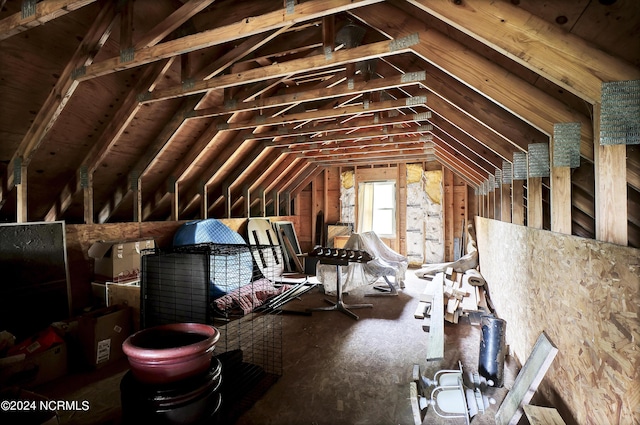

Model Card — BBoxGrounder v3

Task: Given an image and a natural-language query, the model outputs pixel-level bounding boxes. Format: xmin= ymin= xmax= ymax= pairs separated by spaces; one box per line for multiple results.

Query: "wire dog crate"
xmin=140 ymin=243 xmax=285 ymax=421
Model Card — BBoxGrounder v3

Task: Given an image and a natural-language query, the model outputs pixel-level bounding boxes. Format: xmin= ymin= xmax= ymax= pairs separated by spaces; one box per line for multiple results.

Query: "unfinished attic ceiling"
xmin=0 ymin=0 xmax=639 ymax=245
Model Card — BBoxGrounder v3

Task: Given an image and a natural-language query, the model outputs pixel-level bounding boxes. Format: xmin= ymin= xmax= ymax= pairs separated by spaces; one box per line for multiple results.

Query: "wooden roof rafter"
xmin=0 ymin=0 xmax=98 ymax=41
xmin=285 ymin=135 xmax=431 ymax=153
xmin=139 ymin=34 xmax=422 ymax=103
xmin=3 ymin=2 xmax=117 ymax=199
xmin=74 ymin=0 xmax=386 ymax=82
xmin=404 ymin=0 xmax=640 ymax=104
xmin=349 ymin=3 xmax=594 ymax=160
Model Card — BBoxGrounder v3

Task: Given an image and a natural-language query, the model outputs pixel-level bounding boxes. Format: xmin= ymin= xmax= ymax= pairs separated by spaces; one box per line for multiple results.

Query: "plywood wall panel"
xmin=475 ymin=217 xmax=640 ymax=425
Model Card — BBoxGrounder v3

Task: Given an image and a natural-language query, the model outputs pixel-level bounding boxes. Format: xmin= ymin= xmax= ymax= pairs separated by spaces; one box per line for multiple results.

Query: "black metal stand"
xmin=307 ymin=255 xmax=373 ymax=320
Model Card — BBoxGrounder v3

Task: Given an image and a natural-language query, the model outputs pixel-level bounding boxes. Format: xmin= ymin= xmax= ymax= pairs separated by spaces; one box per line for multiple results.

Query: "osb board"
xmin=475 ymin=217 xmax=640 ymax=425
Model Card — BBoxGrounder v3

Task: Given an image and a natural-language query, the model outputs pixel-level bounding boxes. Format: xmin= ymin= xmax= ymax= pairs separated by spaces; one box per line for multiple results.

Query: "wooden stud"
xmin=551 ymin=165 xmax=572 ymax=234
xmin=16 ymin=161 xmax=27 ymax=223
xmin=197 ymin=182 xmax=205 ymax=220
xmin=171 ymin=182 xmax=179 ymax=221
xmin=512 ymin=180 xmax=525 ymax=225
xmin=501 ymin=183 xmax=511 ymax=223
xmin=487 ymin=188 xmax=500 ymax=220
xmin=223 ymin=183 xmax=231 ymax=218
xmin=444 ymin=167 xmax=454 ymax=261
xmin=528 ymin=177 xmax=544 ymax=229
xmin=593 ymin=103 xmax=628 ymax=245
xmin=244 ymin=185 xmax=251 ymax=218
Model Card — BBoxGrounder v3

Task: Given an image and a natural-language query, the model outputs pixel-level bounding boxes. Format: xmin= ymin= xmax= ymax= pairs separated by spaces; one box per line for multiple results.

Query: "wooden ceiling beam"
xmin=286 ymin=135 xmax=429 ymax=153
xmin=134 ymin=0 xmax=216 ymax=50
xmin=119 ymin=0 xmax=134 ymax=51
xmin=227 ymin=148 xmax=287 ymax=216
xmin=265 ymin=156 xmax=307 ymax=196
xmin=193 ymin=26 xmax=293 ymax=82
xmin=350 ymin=3 xmax=594 ymax=161
xmin=212 ymin=94 xmax=427 ymax=132
xmin=310 ymin=148 xmax=431 ymax=163
xmin=248 ymin=110 xmax=428 ymax=141
xmin=317 ymin=155 xmax=435 ymax=169
xmin=374 ymin=55 xmax=545 ymax=160
xmin=218 ymin=155 xmax=309 ymax=217
xmin=404 ymin=0 xmax=640 ymax=104
xmin=192 ymin=71 xmax=426 ymax=118
xmin=296 ymin=143 xmax=432 ymax=159
xmin=268 ymin=121 xmax=431 ymax=147
xmin=0 ymin=0 xmax=97 ymax=41
xmin=22 ymin=1 xmax=222 ymax=220
xmin=140 ymin=35 xmax=420 ymax=103
xmin=433 ymin=153 xmax=483 ymax=188
xmin=75 ymin=0 xmax=385 ymax=81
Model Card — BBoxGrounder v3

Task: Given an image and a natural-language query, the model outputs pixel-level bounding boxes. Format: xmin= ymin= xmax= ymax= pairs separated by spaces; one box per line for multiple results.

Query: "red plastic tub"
xmin=122 ymin=323 xmax=220 ymax=384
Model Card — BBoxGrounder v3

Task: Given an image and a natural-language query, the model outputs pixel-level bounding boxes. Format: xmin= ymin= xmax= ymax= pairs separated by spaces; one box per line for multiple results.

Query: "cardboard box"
xmin=0 ymin=342 xmax=67 ymax=388
xmin=91 ymin=281 xmax=141 ymax=331
xmin=88 ymin=238 xmax=155 ymax=283
xmin=78 ymin=305 xmax=131 ymax=368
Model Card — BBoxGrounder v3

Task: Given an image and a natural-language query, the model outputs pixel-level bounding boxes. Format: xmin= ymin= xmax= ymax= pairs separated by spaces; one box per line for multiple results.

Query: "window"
xmin=357 ymin=181 xmax=396 ymax=237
